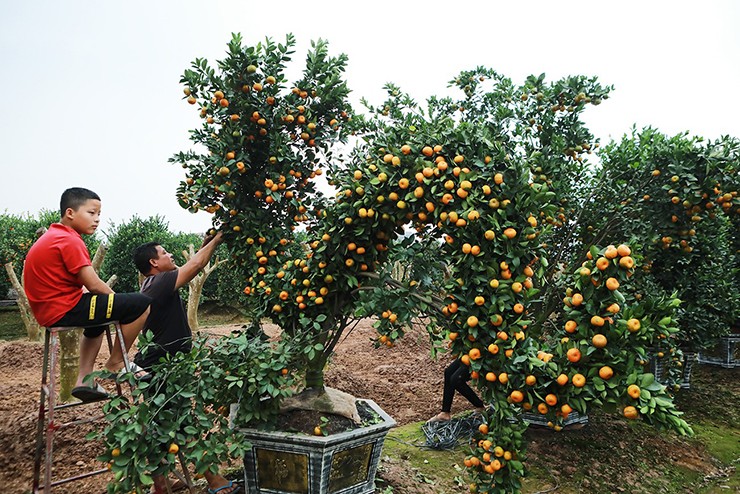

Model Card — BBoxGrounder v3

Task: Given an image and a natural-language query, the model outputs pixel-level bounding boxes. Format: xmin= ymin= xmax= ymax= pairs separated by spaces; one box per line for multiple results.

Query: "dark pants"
xmin=52 ymin=292 xmax=151 ymax=337
xmin=442 ymin=358 xmax=484 ymax=413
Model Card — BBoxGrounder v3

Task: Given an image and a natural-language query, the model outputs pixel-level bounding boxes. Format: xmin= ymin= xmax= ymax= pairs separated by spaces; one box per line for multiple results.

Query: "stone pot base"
xmin=239 ymin=399 xmax=395 ymax=494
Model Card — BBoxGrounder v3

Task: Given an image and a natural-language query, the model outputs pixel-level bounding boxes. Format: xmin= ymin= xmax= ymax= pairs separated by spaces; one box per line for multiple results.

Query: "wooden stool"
xmin=32 ymin=322 xmax=131 ymax=493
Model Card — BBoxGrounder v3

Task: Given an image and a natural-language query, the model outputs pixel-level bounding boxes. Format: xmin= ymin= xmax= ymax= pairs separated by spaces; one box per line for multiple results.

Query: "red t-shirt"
xmin=23 ymin=223 xmax=92 ymax=327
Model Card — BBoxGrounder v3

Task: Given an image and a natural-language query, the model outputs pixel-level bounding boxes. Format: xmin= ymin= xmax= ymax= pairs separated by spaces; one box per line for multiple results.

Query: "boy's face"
xmin=151 ymin=245 xmax=177 ymax=272
xmin=64 ymin=199 xmax=101 ymax=235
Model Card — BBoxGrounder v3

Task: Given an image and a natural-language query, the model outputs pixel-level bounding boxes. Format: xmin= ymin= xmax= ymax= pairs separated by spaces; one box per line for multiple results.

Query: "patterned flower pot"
xmin=239 ymin=399 xmax=395 ymax=494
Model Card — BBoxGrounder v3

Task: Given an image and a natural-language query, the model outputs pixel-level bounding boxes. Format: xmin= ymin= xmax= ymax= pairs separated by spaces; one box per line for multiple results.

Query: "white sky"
xmin=1 ymin=1 xmax=738 ymax=237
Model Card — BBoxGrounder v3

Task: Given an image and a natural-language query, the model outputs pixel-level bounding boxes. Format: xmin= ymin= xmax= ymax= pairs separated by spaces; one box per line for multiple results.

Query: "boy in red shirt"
xmin=24 ymin=187 xmax=151 ymax=402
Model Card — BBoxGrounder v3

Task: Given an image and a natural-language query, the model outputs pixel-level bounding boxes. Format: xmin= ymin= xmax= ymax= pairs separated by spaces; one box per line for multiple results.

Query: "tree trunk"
xmin=182 ymin=244 xmax=225 ymax=331
xmin=187 ymin=282 xmax=203 ymax=331
xmin=3 ymin=262 xmax=42 ymax=341
xmin=58 ymin=328 xmax=82 ymax=403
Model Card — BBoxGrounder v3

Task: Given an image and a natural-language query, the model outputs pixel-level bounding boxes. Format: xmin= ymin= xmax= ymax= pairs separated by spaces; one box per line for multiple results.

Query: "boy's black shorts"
xmin=52 ymin=293 xmax=151 ymax=338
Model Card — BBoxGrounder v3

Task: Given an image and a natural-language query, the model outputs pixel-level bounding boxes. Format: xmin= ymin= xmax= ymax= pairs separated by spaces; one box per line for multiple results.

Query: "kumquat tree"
xmin=99 ymin=33 xmax=719 ymax=493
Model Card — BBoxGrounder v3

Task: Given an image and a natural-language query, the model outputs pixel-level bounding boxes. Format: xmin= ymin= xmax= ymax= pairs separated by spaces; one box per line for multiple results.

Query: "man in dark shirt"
xmin=133 ymin=231 xmax=241 ymax=494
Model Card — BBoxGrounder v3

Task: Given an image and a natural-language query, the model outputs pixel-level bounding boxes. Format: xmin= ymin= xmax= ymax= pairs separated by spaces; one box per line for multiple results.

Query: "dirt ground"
xmin=1 ymin=320 xmax=733 ymax=494
xmin=0 ymin=319 xmax=456 ymax=494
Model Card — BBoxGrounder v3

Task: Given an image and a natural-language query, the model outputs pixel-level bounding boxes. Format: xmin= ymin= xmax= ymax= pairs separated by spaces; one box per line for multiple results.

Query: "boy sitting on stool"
xmin=24 ymin=187 xmax=151 ymax=402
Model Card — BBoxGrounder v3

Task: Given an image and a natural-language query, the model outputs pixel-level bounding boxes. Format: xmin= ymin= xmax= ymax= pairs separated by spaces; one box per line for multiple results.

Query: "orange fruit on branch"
xmin=627 ymin=384 xmax=641 ymax=399
xmin=566 ymin=348 xmax=582 ymax=363
xmin=598 ymin=366 xmax=614 ymax=380
xmin=592 ymin=334 xmax=607 ymax=348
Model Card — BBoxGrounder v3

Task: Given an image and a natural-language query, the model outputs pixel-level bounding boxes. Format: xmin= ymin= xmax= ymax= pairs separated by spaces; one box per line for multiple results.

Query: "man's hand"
xmin=176 ymin=231 xmax=224 ymax=290
xmin=200 ymin=230 xmax=224 ymax=249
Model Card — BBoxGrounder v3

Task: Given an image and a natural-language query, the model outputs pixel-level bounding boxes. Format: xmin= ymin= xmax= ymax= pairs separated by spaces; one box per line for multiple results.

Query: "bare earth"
xmin=0 ymin=320 xmax=456 ymax=494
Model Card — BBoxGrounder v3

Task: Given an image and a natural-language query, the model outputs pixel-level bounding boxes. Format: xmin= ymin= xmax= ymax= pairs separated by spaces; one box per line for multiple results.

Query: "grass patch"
xmin=379 ymin=422 xmax=470 ymax=493
xmin=378 ymin=364 xmax=740 ymax=493
xmin=197 ymin=300 xmax=251 ymax=327
xmin=0 ymin=305 xmax=26 ymax=340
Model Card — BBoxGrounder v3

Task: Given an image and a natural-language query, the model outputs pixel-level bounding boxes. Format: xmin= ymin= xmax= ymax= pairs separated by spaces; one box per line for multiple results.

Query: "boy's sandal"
xmin=102 ymin=363 xmax=152 ymax=383
xmin=207 ymin=480 xmax=242 ymax=494
xmin=71 ymin=382 xmax=109 ymax=403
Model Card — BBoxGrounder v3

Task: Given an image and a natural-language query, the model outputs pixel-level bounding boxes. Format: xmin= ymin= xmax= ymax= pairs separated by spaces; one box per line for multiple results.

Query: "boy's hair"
xmin=133 ymin=242 xmax=161 ymax=275
xmin=60 ymin=188 xmax=101 ymax=216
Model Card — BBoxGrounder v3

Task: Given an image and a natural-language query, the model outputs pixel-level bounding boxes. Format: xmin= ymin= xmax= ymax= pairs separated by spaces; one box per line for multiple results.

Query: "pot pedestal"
xmin=239 ymin=399 xmax=395 ymax=494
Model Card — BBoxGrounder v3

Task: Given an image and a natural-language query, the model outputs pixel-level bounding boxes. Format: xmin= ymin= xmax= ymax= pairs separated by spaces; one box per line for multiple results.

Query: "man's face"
xmin=152 ymin=245 xmax=177 ymax=272
xmin=67 ymin=199 xmax=101 ymax=235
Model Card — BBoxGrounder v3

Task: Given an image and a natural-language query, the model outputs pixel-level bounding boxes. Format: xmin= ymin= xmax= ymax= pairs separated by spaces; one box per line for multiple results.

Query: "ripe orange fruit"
xmin=566 ymin=348 xmax=581 ymax=363
xmin=619 ymin=256 xmax=634 ymax=269
xmin=467 ymin=315 xmax=479 ymax=327
xmin=421 ymin=146 xmax=434 ymax=157
xmin=498 ymin=372 xmax=509 ymax=384
xmin=494 ymin=173 xmax=504 ymax=185
xmin=401 ymin=144 xmax=412 ymax=155
xmin=595 ymin=257 xmax=610 ymax=271
xmin=556 ymin=374 xmax=569 ymax=386
xmin=503 ymin=228 xmax=517 ymax=239
xmin=627 ymin=384 xmax=641 ymax=399
xmin=592 ymin=334 xmax=607 ymax=348
xmin=626 ymin=318 xmax=641 ymax=332
xmin=605 ymin=277 xmax=620 ymax=291
xmin=591 ymin=315 xmax=605 ymax=327
xmin=572 ymin=373 xmax=586 ymax=387
xmin=474 ymin=296 xmax=485 ymax=306
xmin=510 ymin=390 xmax=524 ymax=403
xmin=488 ymin=343 xmax=499 ymax=354
xmin=479 ymin=423 xmax=489 ymax=434
xmin=564 ymin=320 xmax=577 ymax=333
xmin=168 ymin=443 xmax=179 ymax=454
xmin=571 ymin=293 xmax=583 ymax=306
xmin=111 ymin=448 xmax=121 ymax=457
xmin=469 ymin=348 xmax=481 ymax=360
xmin=525 ymin=375 xmax=536 ymax=386
xmin=485 ymin=372 xmax=497 ymax=382
xmin=598 ymin=366 xmax=614 ymax=380
xmin=545 ymin=394 xmax=558 ymax=406
xmin=623 ymin=406 xmax=638 ymax=419
xmin=617 ymin=244 xmax=631 ymax=257
xmin=604 ymin=245 xmax=618 ymax=259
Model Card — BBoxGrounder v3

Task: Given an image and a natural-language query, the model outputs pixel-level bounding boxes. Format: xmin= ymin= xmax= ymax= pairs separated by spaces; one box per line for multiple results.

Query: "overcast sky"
xmin=1 ymin=1 xmax=738 ymax=237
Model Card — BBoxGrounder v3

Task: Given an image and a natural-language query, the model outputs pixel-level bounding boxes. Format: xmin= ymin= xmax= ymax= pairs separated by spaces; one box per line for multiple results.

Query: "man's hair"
xmin=133 ymin=242 xmax=160 ymax=275
xmin=60 ymin=187 xmax=101 ymax=217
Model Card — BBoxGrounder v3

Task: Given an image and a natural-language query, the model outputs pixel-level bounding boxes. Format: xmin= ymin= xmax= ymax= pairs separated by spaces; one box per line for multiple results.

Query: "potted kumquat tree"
xmin=96 ymin=34 xmax=720 ymax=494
